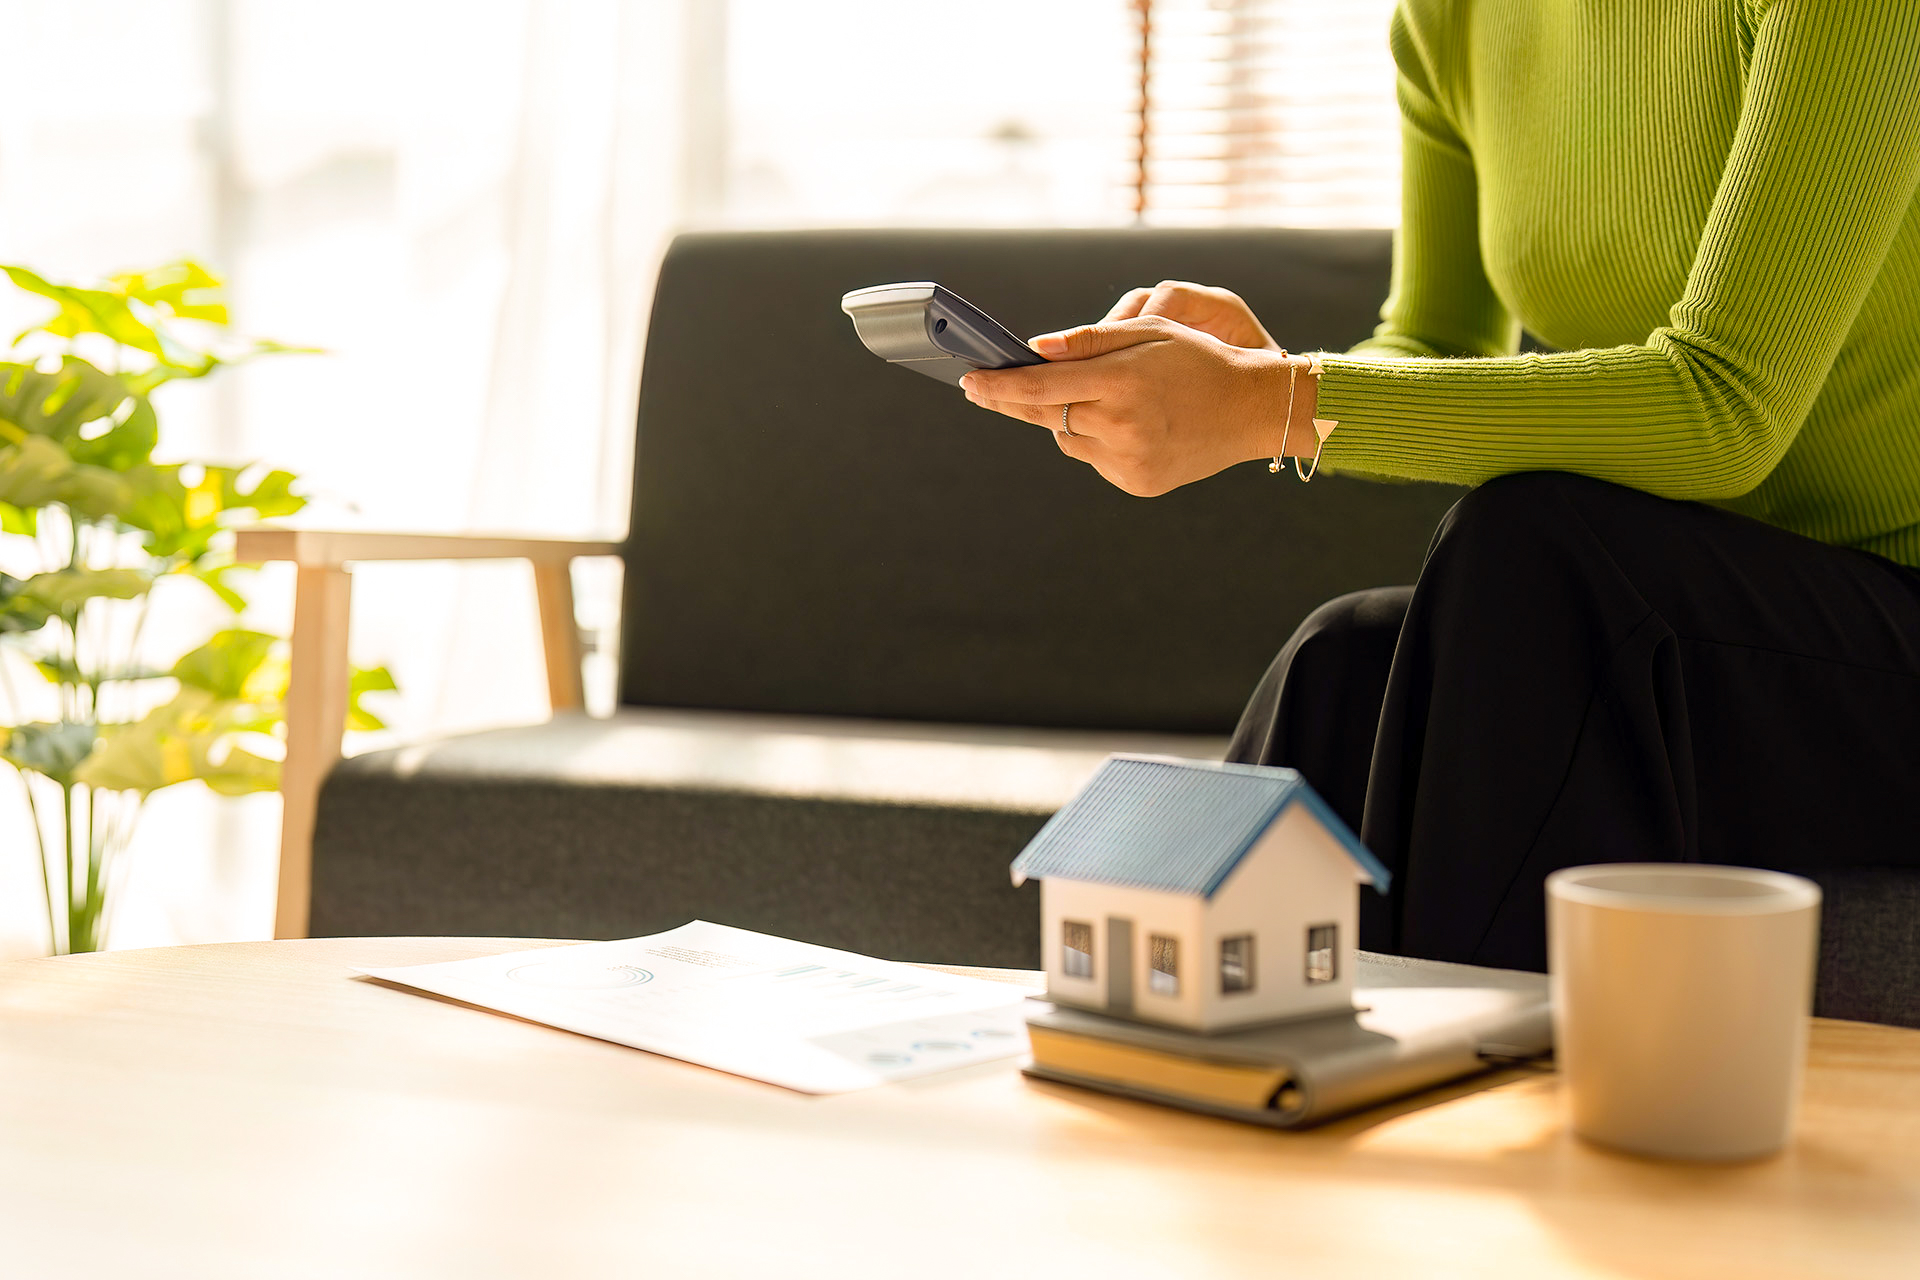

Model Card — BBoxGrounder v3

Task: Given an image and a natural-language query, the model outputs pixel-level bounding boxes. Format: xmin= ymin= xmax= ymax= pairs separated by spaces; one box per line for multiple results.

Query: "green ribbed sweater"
xmin=1317 ymin=0 xmax=1920 ymax=566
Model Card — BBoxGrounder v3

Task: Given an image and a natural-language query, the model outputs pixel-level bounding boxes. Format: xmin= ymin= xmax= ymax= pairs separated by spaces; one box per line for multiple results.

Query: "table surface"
xmin=1 ymin=938 xmax=1916 ymax=1280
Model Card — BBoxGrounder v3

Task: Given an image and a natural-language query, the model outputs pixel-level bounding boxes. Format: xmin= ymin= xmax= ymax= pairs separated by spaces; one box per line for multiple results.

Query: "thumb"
xmin=1029 ymin=317 xmax=1176 ymax=361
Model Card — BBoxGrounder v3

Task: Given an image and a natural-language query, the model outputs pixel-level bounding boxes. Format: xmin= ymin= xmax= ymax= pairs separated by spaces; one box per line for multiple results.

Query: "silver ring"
xmin=1060 ymin=403 xmax=1078 ymax=438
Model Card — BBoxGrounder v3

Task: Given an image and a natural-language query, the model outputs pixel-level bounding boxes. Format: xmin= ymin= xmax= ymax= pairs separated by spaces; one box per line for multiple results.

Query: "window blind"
xmin=1130 ymin=0 xmax=1401 ymax=227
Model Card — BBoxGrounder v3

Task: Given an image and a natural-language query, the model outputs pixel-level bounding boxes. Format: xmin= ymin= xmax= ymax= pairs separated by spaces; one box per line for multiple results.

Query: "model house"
xmin=1009 ymin=755 xmax=1391 ymax=1033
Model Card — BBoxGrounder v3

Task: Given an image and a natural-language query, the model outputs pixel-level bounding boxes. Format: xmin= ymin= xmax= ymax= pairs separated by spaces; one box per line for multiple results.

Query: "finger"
xmin=1137 ymin=280 xmax=1227 ymax=320
xmin=1135 ymin=281 xmax=1196 ymax=318
xmin=963 ymin=390 xmax=1059 ymax=430
xmin=964 ymin=386 xmax=1113 ymax=441
xmin=962 ymin=347 xmax=1142 ymax=407
xmin=1054 ymin=424 xmax=1097 ymax=462
xmin=1022 ymin=314 xmax=1179 ymax=364
xmin=1101 ymin=287 xmax=1154 ymax=323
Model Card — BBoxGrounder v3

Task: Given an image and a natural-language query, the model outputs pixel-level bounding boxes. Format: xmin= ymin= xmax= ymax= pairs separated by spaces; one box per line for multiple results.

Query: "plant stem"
xmin=115 ymin=591 xmax=154 ymax=725
xmin=59 ymin=781 xmax=78 ymax=955
xmin=19 ymin=773 xmax=59 ymax=954
xmin=62 ymin=612 xmax=77 ymax=724
xmin=82 ymin=784 xmax=105 ymax=951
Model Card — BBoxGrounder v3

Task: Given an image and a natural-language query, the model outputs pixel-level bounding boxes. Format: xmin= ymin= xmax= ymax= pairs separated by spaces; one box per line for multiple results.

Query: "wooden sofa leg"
xmin=533 ymin=561 xmax=584 ymax=713
xmin=275 ymin=566 xmax=353 ymax=940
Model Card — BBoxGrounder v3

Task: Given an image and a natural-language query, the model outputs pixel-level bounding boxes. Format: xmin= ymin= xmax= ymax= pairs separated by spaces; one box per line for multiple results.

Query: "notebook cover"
xmin=1022 ymin=951 xmax=1552 ymax=1128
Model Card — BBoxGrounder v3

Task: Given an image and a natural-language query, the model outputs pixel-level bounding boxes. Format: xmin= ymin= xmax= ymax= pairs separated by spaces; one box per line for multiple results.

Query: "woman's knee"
xmin=1425 ymin=471 xmax=1642 ymax=589
xmin=1236 ymin=587 xmax=1410 ymax=740
xmin=1288 ymin=586 xmax=1415 ymax=656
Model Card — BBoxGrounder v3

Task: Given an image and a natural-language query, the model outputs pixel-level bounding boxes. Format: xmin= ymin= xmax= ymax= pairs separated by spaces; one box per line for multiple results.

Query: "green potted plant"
xmin=0 ymin=261 xmax=390 ymax=954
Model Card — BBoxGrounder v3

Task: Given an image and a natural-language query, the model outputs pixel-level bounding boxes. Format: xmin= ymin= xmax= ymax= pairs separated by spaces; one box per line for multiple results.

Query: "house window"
xmin=1220 ymin=934 xmax=1255 ymax=994
xmin=1306 ymin=924 xmax=1338 ymax=985
xmin=1062 ymin=920 xmax=1094 ymax=979
xmin=1148 ymin=935 xmax=1179 ymax=996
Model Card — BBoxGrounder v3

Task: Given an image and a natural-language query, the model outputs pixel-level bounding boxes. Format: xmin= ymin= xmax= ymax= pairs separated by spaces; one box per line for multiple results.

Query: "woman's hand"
xmin=1101 ymin=280 xmax=1282 ymax=353
xmin=960 ymin=316 xmax=1314 ymax=498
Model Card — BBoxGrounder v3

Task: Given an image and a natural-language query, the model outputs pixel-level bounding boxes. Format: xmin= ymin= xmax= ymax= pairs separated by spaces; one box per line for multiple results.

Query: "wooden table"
xmin=2 ymin=939 xmax=1916 ymax=1279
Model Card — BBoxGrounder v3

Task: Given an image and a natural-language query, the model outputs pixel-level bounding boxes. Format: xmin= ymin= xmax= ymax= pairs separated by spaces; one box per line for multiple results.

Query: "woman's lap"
xmin=1229 ymin=471 xmax=1920 ymax=971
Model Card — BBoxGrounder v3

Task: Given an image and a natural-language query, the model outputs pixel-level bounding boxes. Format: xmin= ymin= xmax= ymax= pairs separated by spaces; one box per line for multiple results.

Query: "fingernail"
xmin=1031 ymin=333 xmax=1068 ymax=357
xmin=959 ymin=374 xmax=976 ymax=393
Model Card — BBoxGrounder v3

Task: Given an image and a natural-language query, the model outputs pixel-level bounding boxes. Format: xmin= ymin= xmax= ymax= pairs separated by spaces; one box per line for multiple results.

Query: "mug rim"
xmin=1545 ymin=863 xmax=1821 ymax=915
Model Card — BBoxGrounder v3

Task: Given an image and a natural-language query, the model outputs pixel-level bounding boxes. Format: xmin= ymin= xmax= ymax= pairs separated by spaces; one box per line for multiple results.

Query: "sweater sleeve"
xmin=1318 ymin=0 xmax=1920 ymax=499
xmin=1348 ymin=3 xmax=1519 ymax=363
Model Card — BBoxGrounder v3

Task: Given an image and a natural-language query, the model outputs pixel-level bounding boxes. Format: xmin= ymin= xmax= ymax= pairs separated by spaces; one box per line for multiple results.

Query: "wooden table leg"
xmin=274 ymin=566 xmax=353 ymax=940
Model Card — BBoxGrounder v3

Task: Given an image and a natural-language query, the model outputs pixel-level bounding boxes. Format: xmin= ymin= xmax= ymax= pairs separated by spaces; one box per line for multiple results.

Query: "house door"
xmin=1106 ymin=916 xmax=1134 ymax=1013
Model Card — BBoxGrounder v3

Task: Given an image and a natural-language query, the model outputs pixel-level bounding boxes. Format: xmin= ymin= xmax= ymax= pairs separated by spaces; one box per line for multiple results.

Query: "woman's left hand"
xmin=960 ymin=316 xmax=1305 ymax=497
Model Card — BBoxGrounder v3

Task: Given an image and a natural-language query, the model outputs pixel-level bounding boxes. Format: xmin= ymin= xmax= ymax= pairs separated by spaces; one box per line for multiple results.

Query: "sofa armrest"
xmin=233 ymin=528 xmax=620 ymax=566
xmin=236 ymin=527 xmax=622 ymax=940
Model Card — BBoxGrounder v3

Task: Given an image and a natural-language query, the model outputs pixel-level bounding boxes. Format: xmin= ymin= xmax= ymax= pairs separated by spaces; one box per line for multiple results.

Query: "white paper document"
xmin=358 ymin=922 xmax=1041 ymax=1094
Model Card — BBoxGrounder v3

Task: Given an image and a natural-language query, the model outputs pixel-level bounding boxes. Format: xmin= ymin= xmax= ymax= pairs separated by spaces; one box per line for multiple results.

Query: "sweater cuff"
xmin=1312 ymin=353 xmax=1487 ymax=486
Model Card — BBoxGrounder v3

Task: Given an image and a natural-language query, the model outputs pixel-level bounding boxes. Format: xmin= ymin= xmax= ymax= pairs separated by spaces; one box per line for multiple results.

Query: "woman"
xmin=960 ymin=1 xmax=1920 ymax=971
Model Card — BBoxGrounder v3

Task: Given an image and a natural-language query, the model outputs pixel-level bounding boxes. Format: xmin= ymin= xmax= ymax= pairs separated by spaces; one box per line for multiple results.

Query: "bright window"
xmin=722 ymin=0 xmax=1137 ymax=228
xmin=1220 ymin=934 xmax=1255 ymax=993
xmin=1305 ymin=923 xmax=1338 ymax=985
xmin=1062 ymin=920 xmax=1095 ymax=979
xmin=717 ymin=0 xmax=1400 ymax=230
xmin=1148 ymin=934 xmax=1179 ymax=996
xmin=1134 ymin=0 xmax=1401 ymax=226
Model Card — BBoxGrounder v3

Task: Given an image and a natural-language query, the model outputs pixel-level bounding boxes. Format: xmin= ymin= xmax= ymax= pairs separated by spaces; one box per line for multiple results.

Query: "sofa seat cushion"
xmin=312 ymin=709 xmax=1226 ymax=967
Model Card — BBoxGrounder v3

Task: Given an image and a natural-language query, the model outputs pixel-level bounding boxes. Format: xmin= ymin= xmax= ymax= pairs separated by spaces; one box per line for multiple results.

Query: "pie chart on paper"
xmin=505 ymin=962 xmax=655 ymax=990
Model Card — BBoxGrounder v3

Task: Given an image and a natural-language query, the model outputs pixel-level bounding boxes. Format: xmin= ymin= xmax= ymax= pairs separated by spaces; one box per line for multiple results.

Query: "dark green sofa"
xmin=307 ymin=228 xmax=1917 ymax=1026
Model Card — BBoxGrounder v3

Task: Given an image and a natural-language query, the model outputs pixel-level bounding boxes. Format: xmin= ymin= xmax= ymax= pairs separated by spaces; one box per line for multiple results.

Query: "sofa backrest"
xmin=620 ymin=229 xmax=1462 ymax=735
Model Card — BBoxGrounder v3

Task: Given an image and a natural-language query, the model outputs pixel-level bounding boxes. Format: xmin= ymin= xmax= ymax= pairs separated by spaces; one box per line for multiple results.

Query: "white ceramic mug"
xmin=1546 ymin=863 xmax=1821 ymax=1161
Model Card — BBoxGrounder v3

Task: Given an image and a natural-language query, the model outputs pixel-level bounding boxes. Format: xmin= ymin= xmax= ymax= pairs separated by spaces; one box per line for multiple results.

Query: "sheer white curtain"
xmin=0 ymin=0 xmax=696 ymax=955
xmin=433 ymin=0 xmax=689 ymax=740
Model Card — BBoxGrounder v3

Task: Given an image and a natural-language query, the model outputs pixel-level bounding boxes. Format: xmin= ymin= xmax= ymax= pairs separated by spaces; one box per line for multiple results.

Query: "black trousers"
xmin=1227 ymin=471 xmax=1920 ymax=972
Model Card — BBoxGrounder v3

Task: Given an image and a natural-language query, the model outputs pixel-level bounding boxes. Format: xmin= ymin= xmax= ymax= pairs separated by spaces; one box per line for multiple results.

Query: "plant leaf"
xmin=18 ymin=567 xmax=151 ymax=614
xmin=249 ymin=338 xmax=328 ymax=357
xmin=226 ymin=466 xmax=305 ymax=519
xmin=108 ymin=261 xmax=228 ymax=325
xmin=68 ymin=394 xmax=157 ymax=471
xmin=118 ymin=463 xmax=191 ymax=548
xmin=53 ymin=463 xmax=137 ymax=520
xmin=31 ymin=656 xmax=169 ymax=685
xmin=0 ymin=433 xmax=135 ymax=518
xmin=170 ymin=629 xmax=277 ymax=700
xmin=197 ymin=744 xmax=281 ymax=796
xmin=4 ymin=265 xmax=168 ymax=359
xmin=0 ymin=500 xmax=36 ymax=535
xmin=74 ymin=688 xmax=280 ymax=795
xmin=121 ymin=463 xmax=307 ymax=564
xmin=0 ymin=572 xmax=54 ymax=636
xmin=347 ymin=665 xmax=397 ymax=731
xmin=0 ymin=357 xmax=136 ymax=448
xmin=0 ymin=721 xmax=98 ymax=785
xmin=126 ymin=352 xmax=220 ymax=395
xmin=186 ymin=561 xmax=251 ymax=612
xmin=0 ymin=435 xmax=74 ymax=508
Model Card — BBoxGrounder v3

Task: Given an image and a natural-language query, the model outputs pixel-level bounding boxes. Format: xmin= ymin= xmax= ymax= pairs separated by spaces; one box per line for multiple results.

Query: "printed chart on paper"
xmin=360 ymin=921 xmax=1040 ymax=1093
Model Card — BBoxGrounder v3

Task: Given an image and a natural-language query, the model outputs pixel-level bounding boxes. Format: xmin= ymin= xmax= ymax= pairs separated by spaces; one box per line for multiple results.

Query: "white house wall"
xmin=1200 ymin=805 xmax=1363 ymax=1031
xmin=1039 ymin=879 xmax=1204 ymax=1026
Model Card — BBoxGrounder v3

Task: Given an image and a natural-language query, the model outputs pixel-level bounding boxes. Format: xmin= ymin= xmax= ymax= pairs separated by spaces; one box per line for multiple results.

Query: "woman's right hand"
xmin=1100 ymin=281 xmax=1282 ymax=354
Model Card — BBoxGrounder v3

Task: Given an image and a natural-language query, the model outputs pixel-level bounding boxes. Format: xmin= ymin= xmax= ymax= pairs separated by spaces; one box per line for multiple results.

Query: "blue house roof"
xmin=1008 ymin=755 xmax=1390 ymax=899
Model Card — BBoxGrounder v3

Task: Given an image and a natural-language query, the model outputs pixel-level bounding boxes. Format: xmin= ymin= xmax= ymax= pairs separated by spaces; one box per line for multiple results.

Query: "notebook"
xmin=1023 ymin=951 xmax=1551 ymax=1127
